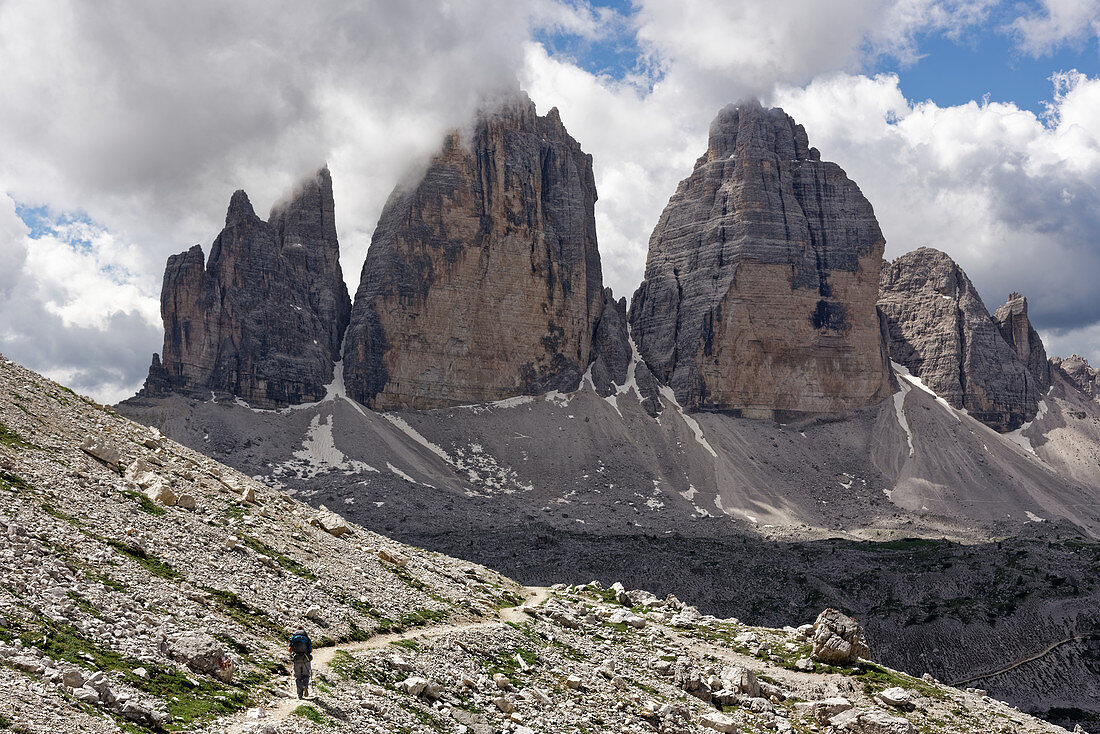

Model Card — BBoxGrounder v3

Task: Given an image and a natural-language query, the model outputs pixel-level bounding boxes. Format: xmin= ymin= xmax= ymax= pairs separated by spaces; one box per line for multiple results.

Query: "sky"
xmin=1 ymin=0 xmax=1099 ymax=403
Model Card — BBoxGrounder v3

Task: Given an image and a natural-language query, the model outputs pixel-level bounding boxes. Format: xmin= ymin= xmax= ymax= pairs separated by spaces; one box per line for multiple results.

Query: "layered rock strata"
xmin=994 ymin=292 xmax=1052 ymax=391
xmin=628 ymin=100 xmax=894 ymax=418
xmin=139 ymin=167 xmax=351 ymax=408
xmin=589 ymin=288 xmax=662 ymax=416
xmin=878 ymin=248 xmax=1042 ymax=431
xmin=343 ymin=92 xmax=604 ymax=409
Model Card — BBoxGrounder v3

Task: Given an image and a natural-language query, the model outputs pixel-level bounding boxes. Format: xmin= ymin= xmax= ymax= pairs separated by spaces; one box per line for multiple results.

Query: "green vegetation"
xmin=240 ymin=535 xmax=316 ymax=580
xmin=0 ymin=470 xmax=34 ymax=494
xmin=9 ymin=615 xmax=252 ymax=729
xmin=121 ymin=489 xmax=167 ymax=517
xmin=0 ymin=421 xmax=37 ymax=451
xmin=390 ymin=638 xmax=421 ymax=651
xmin=106 ymin=540 xmax=179 ymax=580
xmin=293 ymin=704 xmax=326 ymax=724
xmin=200 ymin=587 xmax=282 ymax=635
xmin=854 ymin=662 xmax=944 ymax=700
xmin=41 ymin=502 xmax=83 ymax=527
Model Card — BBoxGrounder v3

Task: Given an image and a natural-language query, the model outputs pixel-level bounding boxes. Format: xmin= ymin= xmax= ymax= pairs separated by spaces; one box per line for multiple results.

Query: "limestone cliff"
xmin=628 ymin=101 xmax=893 ymax=418
xmin=342 ymin=92 xmax=604 ymax=409
xmin=138 ymin=167 xmax=351 ymax=408
xmin=879 ymin=248 xmax=1042 ymax=431
xmin=993 ymin=292 xmax=1052 ymax=391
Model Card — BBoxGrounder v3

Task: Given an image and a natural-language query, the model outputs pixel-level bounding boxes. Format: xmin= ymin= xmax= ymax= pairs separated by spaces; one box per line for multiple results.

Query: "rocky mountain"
xmin=629 ymin=101 xmax=893 ymax=419
xmin=1053 ymin=354 xmax=1099 ymax=398
xmin=342 ymin=92 xmax=604 ymax=410
xmin=994 ymin=292 xmax=1053 ymax=391
xmin=138 ymin=167 xmax=351 ymax=409
xmin=6 ymin=355 xmax=1077 ymax=734
xmin=879 ymin=247 xmax=1043 ymax=432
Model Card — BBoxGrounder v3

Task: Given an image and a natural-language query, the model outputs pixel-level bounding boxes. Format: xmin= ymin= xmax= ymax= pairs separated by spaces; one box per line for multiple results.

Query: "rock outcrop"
xmin=342 ymin=92 xmax=604 ymax=409
xmin=628 ymin=101 xmax=894 ymax=418
xmin=879 ymin=248 xmax=1042 ymax=431
xmin=138 ymin=167 xmax=351 ymax=408
xmin=994 ymin=292 xmax=1052 ymax=391
xmin=1052 ymin=354 xmax=1099 ymax=397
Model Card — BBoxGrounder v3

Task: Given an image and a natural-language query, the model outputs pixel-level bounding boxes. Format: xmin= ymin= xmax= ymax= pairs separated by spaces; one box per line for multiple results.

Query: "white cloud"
xmin=0 ymin=196 xmax=27 ymax=299
xmin=773 ymin=70 xmax=1100 ymax=340
xmin=1009 ymin=0 xmax=1100 ymax=56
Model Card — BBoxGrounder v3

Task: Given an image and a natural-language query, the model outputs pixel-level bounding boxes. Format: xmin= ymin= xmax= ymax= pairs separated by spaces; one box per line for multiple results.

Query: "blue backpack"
xmin=289 ymin=633 xmax=312 ymax=655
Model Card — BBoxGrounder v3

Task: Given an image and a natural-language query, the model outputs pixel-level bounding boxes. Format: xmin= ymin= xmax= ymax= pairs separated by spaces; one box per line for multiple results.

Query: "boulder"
xmin=167 ymin=632 xmax=234 ymax=682
xmin=61 ymin=668 xmax=85 ymax=689
xmin=700 ymin=711 xmax=738 ymax=733
xmin=811 ymin=609 xmax=869 ymax=665
xmin=876 ymin=687 xmax=913 ymax=710
xmin=377 ymin=548 xmax=409 ymax=567
xmin=629 ymin=100 xmax=893 ymax=418
xmin=398 ymin=677 xmax=428 ymax=696
xmin=342 ymin=91 xmax=604 ymax=410
xmin=80 ymin=436 xmax=120 ymax=468
xmin=134 ymin=167 xmax=351 ymax=409
xmin=311 ymin=507 xmax=349 ymax=537
xmin=720 ymin=666 xmax=761 ymax=698
xmin=143 ymin=478 xmax=178 ymax=507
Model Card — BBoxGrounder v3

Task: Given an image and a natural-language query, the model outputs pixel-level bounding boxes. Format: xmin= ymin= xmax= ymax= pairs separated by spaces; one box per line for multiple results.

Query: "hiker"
xmin=288 ymin=627 xmax=313 ymax=699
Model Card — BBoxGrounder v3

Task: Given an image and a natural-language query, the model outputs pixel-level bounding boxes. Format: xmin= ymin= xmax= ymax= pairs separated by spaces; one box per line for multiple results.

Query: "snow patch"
xmin=282 ymin=413 xmax=378 ymax=478
xmin=1025 ymin=510 xmax=1046 ymax=523
xmin=658 ymin=385 xmax=718 ymax=457
xmin=892 ymin=361 xmax=961 ymax=422
xmin=383 ymin=414 xmax=453 ymax=465
xmin=1004 ymin=400 xmax=1045 ymax=456
xmin=891 ymin=377 xmax=915 ymax=458
xmin=387 ymin=462 xmax=418 ymax=485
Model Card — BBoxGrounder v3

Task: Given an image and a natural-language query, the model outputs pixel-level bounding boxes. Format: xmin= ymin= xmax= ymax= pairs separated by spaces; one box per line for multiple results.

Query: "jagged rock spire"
xmin=342 ymin=91 xmax=604 ymax=410
xmin=137 ymin=166 xmax=351 ymax=408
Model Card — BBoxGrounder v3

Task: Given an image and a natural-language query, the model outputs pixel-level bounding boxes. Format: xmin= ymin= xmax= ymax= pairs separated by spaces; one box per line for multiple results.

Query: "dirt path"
xmin=950 ymin=634 xmax=1084 ymax=687
xmin=225 ymin=586 xmax=550 ymax=732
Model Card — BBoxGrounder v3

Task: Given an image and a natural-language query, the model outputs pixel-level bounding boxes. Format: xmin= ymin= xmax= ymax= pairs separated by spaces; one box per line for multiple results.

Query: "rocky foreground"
xmin=0 ymin=352 xmax=1075 ymax=733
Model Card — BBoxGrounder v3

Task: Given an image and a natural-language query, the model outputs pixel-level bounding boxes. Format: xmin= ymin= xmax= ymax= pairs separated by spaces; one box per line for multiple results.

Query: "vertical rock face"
xmin=993 ymin=292 xmax=1052 ymax=391
xmin=878 ymin=248 xmax=1042 ymax=431
xmin=628 ymin=101 xmax=893 ymax=418
xmin=140 ymin=167 xmax=351 ymax=408
xmin=1052 ymin=355 xmax=1100 ymax=397
xmin=342 ymin=92 xmax=604 ymax=410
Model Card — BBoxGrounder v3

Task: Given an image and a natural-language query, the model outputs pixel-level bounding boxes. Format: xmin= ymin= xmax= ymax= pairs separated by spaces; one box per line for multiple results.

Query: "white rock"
xmin=305 ymin=605 xmax=323 ymax=621
xmin=144 ymin=478 xmax=178 ymax=507
xmin=876 ymin=687 xmax=912 ymax=708
xmin=398 ymin=676 xmax=427 ymax=696
xmin=830 ymin=708 xmax=917 ymax=734
xmin=700 ymin=711 xmax=738 ymax=732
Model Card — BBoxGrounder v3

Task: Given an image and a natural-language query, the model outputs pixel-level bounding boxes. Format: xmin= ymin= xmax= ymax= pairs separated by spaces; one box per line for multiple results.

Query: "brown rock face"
xmin=342 ymin=92 xmax=604 ymax=409
xmin=628 ymin=101 xmax=893 ymax=418
xmin=993 ymin=292 xmax=1052 ymax=391
xmin=878 ymin=248 xmax=1042 ymax=431
xmin=139 ymin=167 xmax=351 ymax=408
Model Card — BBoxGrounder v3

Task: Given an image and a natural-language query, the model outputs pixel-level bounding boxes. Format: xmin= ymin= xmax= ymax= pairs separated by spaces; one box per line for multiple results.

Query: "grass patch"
xmin=390 ymin=638 xmax=421 ymax=651
xmin=240 ymin=535 xmax=316 ymax=580
xmin=200 ymin=587 xmax=282 ymax=635
xmin=854 ymin=662 xmax=944 ymax=699
xmin=106 ymin=540 xmax=179 ymax=580
xmin=293 ymin=704 xmax=325 ymax=724
xmin=41 ymin=502 xmax=83 ymax=527
xmin=19 ymin=615 xmax=252 ymax=729
xmin=0 ymin=470 xmax=34 ymax=494
xmin=0 ymin=421 xmax=37 ymax=451
xmin=121 ymin=489 xmax=167 ymax=517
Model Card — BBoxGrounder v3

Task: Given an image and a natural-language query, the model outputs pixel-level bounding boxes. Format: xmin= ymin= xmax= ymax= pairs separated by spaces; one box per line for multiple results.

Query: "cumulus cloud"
xmin=1010 ymin=0 xmax=1100 ymax=56
xmin=772 ymin=70 xmax=1100 ymax=342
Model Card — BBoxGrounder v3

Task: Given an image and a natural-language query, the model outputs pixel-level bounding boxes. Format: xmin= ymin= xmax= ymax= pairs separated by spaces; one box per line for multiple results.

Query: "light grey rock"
xmin=167 ymin=632 xmax=233 ymax=682
xmin=80 ymin=436 xmax=120 ymax=468
xmin=993 ymin=292 xmax=1051 ymax=391
xmin=1053 ymin=354 xmax=1099 ymax=398
xmin=629 ymin=100 xmax=893 ymax=418
xmin=811 ymin=608 xmax=869 ymax=665
xmin=879 ymin=248 xmax=1042 ymax=431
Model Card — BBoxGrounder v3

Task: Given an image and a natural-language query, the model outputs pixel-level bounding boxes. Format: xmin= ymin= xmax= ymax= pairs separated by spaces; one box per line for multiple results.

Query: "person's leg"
xmin=294 ymin=659 xmax=307 ymax=698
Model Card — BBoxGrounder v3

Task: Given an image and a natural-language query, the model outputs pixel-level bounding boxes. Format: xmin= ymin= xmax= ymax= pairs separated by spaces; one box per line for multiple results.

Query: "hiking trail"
xmin=225 ymin=586 xmax=550 ymax=732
